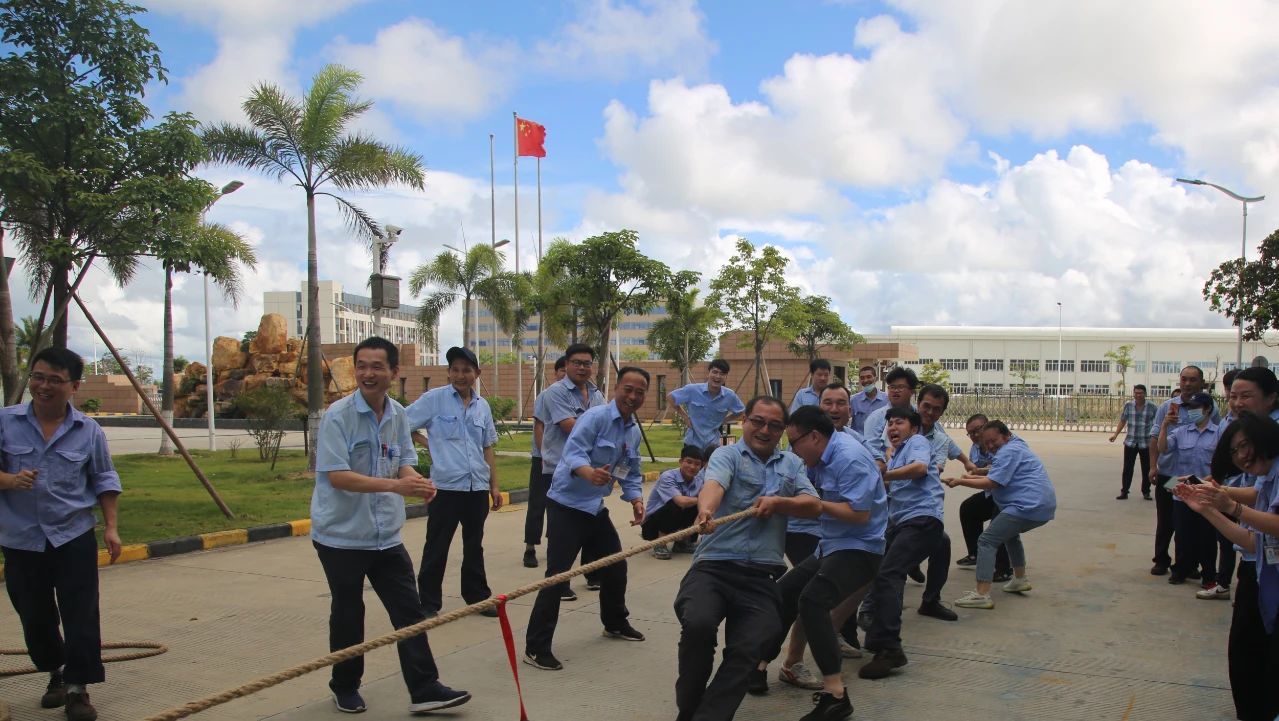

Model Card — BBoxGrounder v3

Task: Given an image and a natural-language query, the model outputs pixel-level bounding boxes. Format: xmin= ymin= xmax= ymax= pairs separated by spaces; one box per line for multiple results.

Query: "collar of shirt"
xmin=603 ymin=399 xmax=636 ymax=431
xmin=556 ymin=375 xmax=599 ymax=398
xmin=22 ymin=401 xmax=83 ymax=444
xmin=448 ymin=384 xmax=481 ymax=409
xmin=733 ymin=440 xmax=784 ymax=467
xmin=353 ymin=390 xmax=389 ymax=418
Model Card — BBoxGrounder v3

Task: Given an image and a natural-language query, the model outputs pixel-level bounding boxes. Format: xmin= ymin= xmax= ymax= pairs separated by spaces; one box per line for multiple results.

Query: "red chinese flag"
xmin=517 ymin=117 xmax=546 ymax=158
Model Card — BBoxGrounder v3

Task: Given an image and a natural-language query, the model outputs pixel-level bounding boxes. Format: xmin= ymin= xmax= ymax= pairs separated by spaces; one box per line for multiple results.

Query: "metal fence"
xmin=941 ymin=392 xmax=1128 ymax=432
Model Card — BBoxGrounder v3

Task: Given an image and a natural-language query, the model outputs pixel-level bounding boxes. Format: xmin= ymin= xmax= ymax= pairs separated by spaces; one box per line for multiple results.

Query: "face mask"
xmin=1184 ymin=409 xmax=1204 ymax=424
xmin=862 ymin=382 xmax=876 ymax=392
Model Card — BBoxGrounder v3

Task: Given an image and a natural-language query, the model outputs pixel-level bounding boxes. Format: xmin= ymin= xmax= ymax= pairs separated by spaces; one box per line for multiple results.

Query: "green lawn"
xmin=494 ymin=422 xmax=742 ymax=459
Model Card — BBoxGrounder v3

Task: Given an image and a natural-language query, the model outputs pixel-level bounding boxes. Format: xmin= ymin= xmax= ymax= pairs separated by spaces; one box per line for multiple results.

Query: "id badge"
xmin=611 ymin=458 xmax=630 ymax=483
xmin=1265 ymin=538 xmax=1279 ymax=566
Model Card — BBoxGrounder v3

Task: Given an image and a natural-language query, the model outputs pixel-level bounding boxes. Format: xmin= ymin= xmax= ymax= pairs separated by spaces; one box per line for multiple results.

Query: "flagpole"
xmin=535 ymin=155 xmax=545 ymax=399
xmin=513 ymin=112 xmax=522 ymax=416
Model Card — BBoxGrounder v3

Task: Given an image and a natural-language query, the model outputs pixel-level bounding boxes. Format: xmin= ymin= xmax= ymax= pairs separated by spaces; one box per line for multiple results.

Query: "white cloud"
xmin=536 ymin=0 xmax=716 ymax=80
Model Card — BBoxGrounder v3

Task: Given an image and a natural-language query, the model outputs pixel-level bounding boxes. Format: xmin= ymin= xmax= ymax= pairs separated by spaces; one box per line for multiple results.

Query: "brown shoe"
xmin=41 ymin=671 xmax=67 ymax=708
xmin=65 ymin=691 xmax=97 ymax=721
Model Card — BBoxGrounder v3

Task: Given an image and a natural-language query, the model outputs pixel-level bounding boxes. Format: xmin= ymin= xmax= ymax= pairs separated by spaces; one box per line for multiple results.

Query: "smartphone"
xmin=1164 ymin=475 xmax=1203 ymax=491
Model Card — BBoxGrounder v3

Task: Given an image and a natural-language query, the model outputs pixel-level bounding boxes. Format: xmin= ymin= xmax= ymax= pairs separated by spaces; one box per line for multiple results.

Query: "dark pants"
xmin=1217 ymin=534 xmax=1237 ymax=590
xmin=923 ymin=531 xmax=952 ymax=600
xmin=641 ymin=503 xmax=698 ymax=541
xmin=674 ymin=561 xmax=783 ymax=721
xmin=959 ymin=492 xmax=1011 ymax=572
xmin=418 ymin=489 xmax=492 ymax=615
xmin=784 ymin=531 xmax=819 ymax=567
xmin=1229 ymin=563 xmax=1279 ymax=721
xmin=768 ymin=550 xmax=881 ymax=676
xmin=2 ymin=530 xmax=103 ymax=685
xmin=523 ymin=460 xmax=547 ymax=545
xmin=864 ymin=516 xmax=947 ymax=651
xmin=313 ymin=542 xmax=439 ymax=696
xmin=1172 ymin=501 xmax=1216 ymax=583
xmin=1120 ymin=445 xmax=1152 ymax=495
xmin=525 ymin=500 xmax=628 ymax=654
xmin=1153 ymin=476 xmax=1176 ymax=567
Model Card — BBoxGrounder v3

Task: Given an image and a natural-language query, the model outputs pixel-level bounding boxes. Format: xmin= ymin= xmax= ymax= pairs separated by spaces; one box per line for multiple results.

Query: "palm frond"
xmin=299 ymin=65 xmax=367 ymax=157
xmin=201 ymin=123 xmax=303 ymax=186
xmin=319 ymin=134 xmax=425 ymax=192
xmin=408 ymin=251 xmax=464 ymax=295
xmin=315 ymin=192 xmax=380 ymax=244
xmin=414 ymin=291 xmax=455 ymax=349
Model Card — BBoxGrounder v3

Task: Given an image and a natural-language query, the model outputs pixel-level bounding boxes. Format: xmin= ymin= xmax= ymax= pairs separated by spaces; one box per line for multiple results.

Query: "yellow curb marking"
xmin=289 ymin=519 xmax=312 ymax=536
xmin=201 ymin=529 xmax=248 ymax=549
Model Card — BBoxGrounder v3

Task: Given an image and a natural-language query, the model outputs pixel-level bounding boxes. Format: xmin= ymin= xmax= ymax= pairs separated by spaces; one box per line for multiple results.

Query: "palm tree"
xmin=202 ymin=65 xmax=425 ymax=466
xmin=409 ymin=244 xmax=515 ymax=353
xmin=647 ymin=285 xmax=720 ymax=386
xmin=14 ymin=315 xmax=39 ymax=369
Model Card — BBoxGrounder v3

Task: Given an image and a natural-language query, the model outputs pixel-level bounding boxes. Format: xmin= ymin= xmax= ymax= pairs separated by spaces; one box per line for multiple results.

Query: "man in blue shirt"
xmin=1157 ymin=391 xmax=1221 ymax=588
xmin=406 ymin=346 xmax=500 ymax=618
xmin=524 ymin=356 xmax=567 ymax=567
xmin=860 ymin=366 xmax=919 ymax=466
xmin=849 ymin=365 xmax=888 ymax=433
xmin=790 ymin=358 xmax=832 ymax=413
xmin=668 ymin=358 xmax=745 ymax=456
xmin=1148 ymin=365 xmax=1213 ymax=576
xmin=642 ymin=444 xmax=707 ymax=559
xmin=673 ymin=396 xmax=820 ymax=721
xmin=524 ymin=367 xmax=650 ymax=672
xmin=955 ymin=413 xmax=1013 ymax=580
xmin=0 ymin=347 xmax=121 ymax=721
xmin=1110 ymin=383 xmax=1157 ymax=500
xmin=311 ymin=337 xmax=469 ymax=714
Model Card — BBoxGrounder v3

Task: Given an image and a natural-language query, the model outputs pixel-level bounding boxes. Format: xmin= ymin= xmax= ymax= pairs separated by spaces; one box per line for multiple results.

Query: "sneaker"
xmin=408 ymin=682 xmax=471 ymax=714
xmin=955 ymin=555 xmax=977 ymax=568
xmin=1002 ymin=576 xmax=1033 ymax=594
xmin=992 ymin=569 xmax=1013 ymax=583
xmin=800 ymin=690 xmax=853 ymax=721
xmin=585 ymin=578 xmax=602 ymax=591
xmin=839 ymin=638 xmax=863 ymax=659
xmin=778 ymin=662 xmax=823 ymax=690
xmin=64 ymin=691 xmax=97 ymax=721
xmin=331 ymin=689 xmax=367 ymax=714
xmin=561 ymin=587 xmax=578 ymax=602
xmin=602 ymin=624 xmax=645 ymax=642
xmin=652 ymin=543 xmax=672 ymax=560
xmin=41 ymin=670 xmax=67 ymax=709
xmin=746 ymin=667 xmax=769 ymax=695
xmin=672 ymin=538 xmax=698 ymax=554
xmin=917 ymin=600 xmax=959 ymax=621
xmin=858 ymin=648 xmax=908 ymax=679
xmin=523 ymin=548 xmax=538 ymax=568
xmin=1195 ymin=583 xmax=1231 ymax=600
xmin=523 ymin=651 xmax=563 ymax=671
xmin=907 ymin=565 xmax=926 ymax=584
xmin=1150 ymin=563 xmax=1168 ymax=576
xmin=954 ymin=590 xmax=994 ymax=609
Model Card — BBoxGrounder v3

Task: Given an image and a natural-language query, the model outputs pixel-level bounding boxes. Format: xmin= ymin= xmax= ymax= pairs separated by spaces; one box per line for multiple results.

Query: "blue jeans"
xmin=977 ymin=513 xmax=1048 ymax=582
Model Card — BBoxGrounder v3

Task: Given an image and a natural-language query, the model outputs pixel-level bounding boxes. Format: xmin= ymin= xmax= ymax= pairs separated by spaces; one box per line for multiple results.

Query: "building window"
xmin=1078 ymin=384 xmax=1110 ymax=395
xmin=1080 ymin=360 xmax=1110 ymax=373
xmin=1151 ymin=361 xmax=1180 ymax=374
xmin=1150 ymin=384 xmax=1174 ymax=397
xmin=974 ymin=383 xmax=1004 ymax=393
xmin=1133 ymin=361 xmax=1146 ymax=373
xmin=1009 ymin=359 xmax=1039 ymax=372
xmin=657 ymin=375 xmax=667 ymax=410
xmin=950 ymin=383 xmax=970 ymax=393
xmin=1043 ymin=383 xmax=1075 ymax=395
xmin=940 ymin=358 xmax=968 ymax=371
xmin=1045 ymin=359 xmax=1074 ymax=372
xmin=975 ymin=359 xmax=1003 ymax=372
xmin=906 ymin=358 xmax=933 ymax=366
xmin=1186 ymin=360 xmax=1218 ymax=369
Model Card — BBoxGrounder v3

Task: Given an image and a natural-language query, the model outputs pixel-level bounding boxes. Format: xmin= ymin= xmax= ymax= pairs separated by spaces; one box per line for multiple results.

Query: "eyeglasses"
xmin=30 ymin=373 xmax=70 ymax=387
xmin=745 ymin=416 xmax=785 ymax=433
xmin=567 ymin=359 xmax=594 ymax=368
xmin=786 ymin=430 xmax=814 ymax=447
xmin=886 ymin=383 xmax=911 ymax=391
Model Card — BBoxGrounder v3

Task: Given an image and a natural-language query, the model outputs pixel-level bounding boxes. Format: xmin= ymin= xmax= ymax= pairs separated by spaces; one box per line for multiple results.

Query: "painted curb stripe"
xmin=200 ymin=529 xmax=248 ymax=549
xmin=97 ymin=544 xmax=149 ymax=567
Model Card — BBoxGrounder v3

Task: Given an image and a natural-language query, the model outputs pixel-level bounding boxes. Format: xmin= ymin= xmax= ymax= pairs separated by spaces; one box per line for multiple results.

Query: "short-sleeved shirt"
xmin=670 ymin=382 xmax=745 ymax=449
xmin=645 ymin=467 xmax=704 ymax=517
xmin=548 ymin=401 xmax=643 ymax=515
xmin=885 ymin=433 xmax=944 ymax=526
xmin=861 ymin=402 xmax=916 ymax=462
xmin=1251 ymin=457 xmax=1279 ymax=633
xmin=405 ymin=385 xmax=497 ymax=492
xmin=1150 ymin=397 xmax=1221 ymax=472
xmin=812 ymin=432 xmax=888 ymax=556
xmin=1119 ymin=401 xmax=1157 ymax=448
xmin=694 ymin=444 xmax=817 ymax=568
xmin=986 ymin=435 xmax=1057 ymax=523
xmin=923 ymin=424 xmax=962 ymax=471
xmin=1165 ymin=420 xmax=1220 ymax=480
xmin=850 ymin=389 xmax=888 ymax=433
xmin=789 ymin=385 xmax=822 ymax=413
xmin=0 ymin=402 xmax=122 ymax=551
xmin=531 ymin=390 xmax=549 ymax=458
xmin=312 ymin=391 xmax=417 ymax=550
xmin=969 ymin=443 xmax=992 ymax=469
xmin=536 ymin=377 xmax=605 ymax=468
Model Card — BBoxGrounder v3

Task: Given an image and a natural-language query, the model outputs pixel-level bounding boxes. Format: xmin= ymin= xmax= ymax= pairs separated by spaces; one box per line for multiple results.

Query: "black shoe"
xmin=907 ymin=566 xmax=926 ymax=584
xmin=65 ymin=691 xmax=97 ymax=721
xmin=408 ymin=682 xmax=471 ymax=714
xmin=918 ymin=600 xmax=958 ymax=621
xmin=746 ymin=667 xmax=769 ymax=695
xmin=858 ymin=648 xmax=908 ymax=679
xmin=801 ymin=690 xmax=853 ymax=721
xmin=523 ymin=548 xmax=538 ymax=568
xmin=41 ymin=670 xmax=67 ymax=708
xmin=523 ymin=650 xmax=563 ymax=671
xmin=1187 ymin=569 xmax=1202 ymax=581
xmin=1150 ymin=563 xmax=1168 ymax=576
xmin=331 ymin=689 xmax=367 ymax=714
xmin=602 ymin=624 xmax=645 ymax=642
xmin=479 ymin=606 xmax=499 ymax=618
xmin=585 ymin=578 xmax=602 ymax=591
xmin=1143 ymin=493 xmax=1153 ymax=501
xmin=1168 ymin=574 xmax=1186 ymax=585
xmin=561 ymin=588 xmax=578 ymax=602
xmin=992 ymin=569 xmax=1013 ymax=584
xmin=955 ymin=555 xmax=977 ymax=567
xmin=1116 ymin=493 xmax=1129 ymax=500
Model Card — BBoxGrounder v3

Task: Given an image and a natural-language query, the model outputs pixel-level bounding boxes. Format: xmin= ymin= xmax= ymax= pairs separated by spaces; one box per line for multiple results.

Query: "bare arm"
xmin=671 ymin=494 xmax=700 ymax=509
xmin=533 ymin=418 xmax=545 ymax=452
xmin=884 ymin=462 xmax=928 ymax=482
xmin=330 ymin=466 xmax=433 ymax=498
xmin=1110 ymin=417 xmax=1126 ymax=442
xmin=755 ymin=493 xmax=822 ymax=519
xmin=486 ymin=445 xmax=502 ymax=510
xmin=696 ymin=480 xmax=727 ymax=529
xmin=947 ymin=475 xmax=997 ymax=490
xmin=821 ymin=500 xmax=870 ymax=524
xmin=99 ymin=491 xmax=121 ymax=563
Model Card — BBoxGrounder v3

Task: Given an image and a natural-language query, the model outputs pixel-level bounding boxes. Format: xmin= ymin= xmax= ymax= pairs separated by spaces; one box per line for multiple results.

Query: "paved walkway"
xmin=1 ymin=431 xmax=1236 ymax=720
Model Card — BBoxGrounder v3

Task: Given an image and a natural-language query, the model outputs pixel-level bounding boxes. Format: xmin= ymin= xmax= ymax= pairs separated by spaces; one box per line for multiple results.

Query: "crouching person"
xmin=643 ymin=445 xmax=707 ymax=559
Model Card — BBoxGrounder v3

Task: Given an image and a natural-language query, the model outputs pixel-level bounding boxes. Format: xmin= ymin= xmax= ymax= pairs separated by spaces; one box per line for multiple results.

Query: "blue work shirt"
xmin=969 ymin=443 xmax=992 ymax=469
xmin=531 ymin=390 xmax=548 ymax=458
xmin=861 ymin=402 xmax=915 ymax=462
xmin=645 ymin=467 xmax=704 ymax=517
xmin=312 ymin=391 xmax=416 ymax=550
xmin=812 ymin=433 xmax=888 ymax=557
xmin=786 ymin=425 xmax=874 ymax=537
xmin=670 ymin=382 xmax=745 ymax=449
xmin=850 ymin=389 xmax=888 ymax=433
xmin=0 ymin=403 xmax=122 ymax=552
xmin=1164 ymin=420 xmax=1220 ymax=479
xmin=1252 ymin=457 xmax=1279 ymax=633
xmin=549 ymin=401 xmax=644 ymax=515
xmin=885 ymin=434 xmax=944 ymax=526
xmin=694 ymin=444 xmax=817 ymax=568
xmin=1150 ymin=397 xmax=1221 ymax=473
xmin=405 ymin=385 xmax=497 ymax=492
xmin=536 ymin=377 xmax=605 ymax=468
xmin=986 ymin=435 xmax=1057 ymax=523
xmin=789 ymin=385 xmax=822 ymax=413
xmin=923 ymin=424 xmax=962 ymax=471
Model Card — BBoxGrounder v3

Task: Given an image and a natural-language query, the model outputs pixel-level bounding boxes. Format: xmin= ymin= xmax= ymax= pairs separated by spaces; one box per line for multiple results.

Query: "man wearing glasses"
xmin=859 ymin=367 xmax=919 ymax=469
xmin=673 ymin=396 xmax=821 ymax=721
xmin=668 ymin=358 xmax=745 ymax=457
xmin=0 ymin=347 xmax=122 ymax=721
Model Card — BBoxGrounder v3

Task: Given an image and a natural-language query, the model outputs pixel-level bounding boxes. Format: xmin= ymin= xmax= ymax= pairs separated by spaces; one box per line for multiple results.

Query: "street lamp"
xmin=204 ymin=180 xmax=243 ymax=451
xmin=1056 ymin=302 xmax=1062 ymax=424
xmin=1176 ymin=177 xmax=1265 ymax=370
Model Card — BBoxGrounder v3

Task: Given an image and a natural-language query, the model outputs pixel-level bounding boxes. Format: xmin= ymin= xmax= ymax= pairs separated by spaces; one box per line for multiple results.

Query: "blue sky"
xmin=13 ymin=0 xmax=1279 ymax=367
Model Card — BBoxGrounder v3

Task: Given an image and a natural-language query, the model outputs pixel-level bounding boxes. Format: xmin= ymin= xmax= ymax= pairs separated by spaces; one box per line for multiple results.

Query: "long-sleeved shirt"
xmin=405 ymin=385 xmax=497 ymax=492
xmin=548 ymin=401 xmax=643 ymax=515
xmin=536 ymin=377 xmax=605 ymax=468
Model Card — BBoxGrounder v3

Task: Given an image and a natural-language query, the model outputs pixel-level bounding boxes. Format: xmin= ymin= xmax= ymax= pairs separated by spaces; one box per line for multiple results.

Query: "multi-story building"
xmin=467 ymin=300 xmax=669 ymax=362
xmin=263 ymin=280 xmax=438 ymax=367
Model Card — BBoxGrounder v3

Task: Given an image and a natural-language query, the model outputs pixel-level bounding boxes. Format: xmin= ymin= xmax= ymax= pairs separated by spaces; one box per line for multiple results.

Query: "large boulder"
xmin=211 ymin=336 xmax=245 ymax=373
xmin=184 ymin=362 xmax=206 ymax=380
xmin=214 ymin=378 xmax=243 ymax=402
xmin=328 ymin=356 xmax=357 ymax=394
xmin=249 ymin=313 xmax=288 ymax=354
xmin=251 ymin=354 xmax=279 ymax=375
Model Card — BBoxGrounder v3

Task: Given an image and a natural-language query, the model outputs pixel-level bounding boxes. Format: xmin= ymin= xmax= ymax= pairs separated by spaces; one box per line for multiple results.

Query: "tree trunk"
xmin=159 ymin=267 xmax=175 ymax=455
xmin=305 ymin=191 xmax=324 ymax=470
xmin=461 ymin=294 xmax=471 ymax=350
xmin=596 ymin=321 xmax=612 ymax=388
xmin=0 ymin=229 xmax=19 ymax=402
xmin=52 ymin=259 xmax=69 ymax=347
xmin=754 ymin=336 xmax=764 ymax=397
xmin=680 ymin=334 xmax=690 ymax=386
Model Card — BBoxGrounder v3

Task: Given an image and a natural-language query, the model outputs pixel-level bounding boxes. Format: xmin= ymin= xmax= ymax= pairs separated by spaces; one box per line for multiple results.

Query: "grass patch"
xmin=494 ymin=423 xmax=742 ymax=459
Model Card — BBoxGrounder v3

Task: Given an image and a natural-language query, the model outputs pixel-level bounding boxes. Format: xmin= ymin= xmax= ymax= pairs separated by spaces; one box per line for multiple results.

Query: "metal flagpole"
xmin=535 ymin=156 xmax=544 ymax=399
xmin=490 ymin=133 xmax=499 ymax=396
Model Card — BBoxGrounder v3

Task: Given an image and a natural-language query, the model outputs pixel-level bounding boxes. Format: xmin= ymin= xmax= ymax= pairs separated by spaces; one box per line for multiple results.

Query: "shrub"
xmin=233 ymin=386 xmax=300 ymax=469
xmin=79 ymin=398 xmax=102 ymax=413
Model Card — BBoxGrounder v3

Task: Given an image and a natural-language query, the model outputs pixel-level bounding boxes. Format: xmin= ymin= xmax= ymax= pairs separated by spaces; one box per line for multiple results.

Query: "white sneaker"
xmin=1002 ymin=576 xmax=1032 ymax=594
xmin=1195 ymin=584 xmax=1230 ymax=600
xmin=839 ymin=638 xmax=863 ymax=659
xmin=778 ymin=662 xmax=823 ymax=690
xmin=954 ymin=590 xmax=994 ymax=609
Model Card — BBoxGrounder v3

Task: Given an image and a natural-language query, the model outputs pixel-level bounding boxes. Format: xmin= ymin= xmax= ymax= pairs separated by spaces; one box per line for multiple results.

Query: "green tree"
xmin=918 ymin=361 xmax=951 ymax=392
xmin=240 ymin=330 xmax=257 ymax=353
xmin=1203 ymin=227 xmax=1279 ymax=341
xmin=172 ymin=355 xmax=189 ymax=373
xmin=541 ymin=230 xmax=673 ymax=387
xmin=647 ymin=277 xmax=719 ymax=386
xmin=621 ymin=347 xmax=649 ymax=362
xmin=234 ymin=385 xmax=298 ymax=470
xmin=708 ymin=238 xmax=801 ymax=396
xmin=1104 ymin=343 xmax=1135 ymax=395
xmin=96 ymin=352 xmax=153 ymax=385
xmin=1009 ymin=359 xmax=1039 ymax=392
xmin=203 ymin=63 xmax=425 ymax=467
xmin=14 ymin=315 xmax=38 ymax=368
xmin=409 ymin=244 xmax=514 ymax=350
xmin=783 ymin=294 xmax=863 ymax=361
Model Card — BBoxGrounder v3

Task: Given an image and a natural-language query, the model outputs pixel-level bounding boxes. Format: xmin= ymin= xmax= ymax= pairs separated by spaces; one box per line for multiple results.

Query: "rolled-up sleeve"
xmin=621 ymin=429 xmax=643 ymax=502
xmin=559 ymin=412 xmax=599 ymax=473
xmin=398 ymin=413 xmax=416 ymax=468
xmin=483 ymin=404 xmax=498 ymax=447
xmin=87 ymin=426 xmax=122 ymax=496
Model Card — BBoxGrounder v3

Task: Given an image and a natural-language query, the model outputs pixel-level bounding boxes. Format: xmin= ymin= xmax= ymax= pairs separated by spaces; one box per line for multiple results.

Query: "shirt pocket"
xmin=435 ymin=415 xmax=464 ymax=441
xmin=589 ymin=438 xmax=618 ymax=468
xmin=468 ymin=417 xmax=487 ymax=445
xmin=349 ymin=440 xmax=375 ymax=477
xmin=50 ymin=449 xmax=89 ymax=490
xmin=2 ymin=442 xmax=36 ymax=475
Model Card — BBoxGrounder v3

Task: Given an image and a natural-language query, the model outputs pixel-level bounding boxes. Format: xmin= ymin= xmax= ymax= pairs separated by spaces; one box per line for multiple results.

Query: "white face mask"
xmin=862 ymin=382 xmax=876 ymax=392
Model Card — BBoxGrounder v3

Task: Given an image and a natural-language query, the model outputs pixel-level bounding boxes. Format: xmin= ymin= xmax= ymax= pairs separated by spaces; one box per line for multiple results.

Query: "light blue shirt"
xmin=536 ymin=377 xmax=605 ymax=468
xmin=0 ymin=403 xmax=122 ymax=552
xmin=789 ymin=385 xmax=823 ymax=413
xmin=813 ymin=433 xmax=888 ymax=556
xmin=1252 ymin=457 xmax=1279 ymax=633
xmin=531 ymin=391 xmax=548 ymax=458
xmin=405 ymin=385 xmax=497 ymax=492
xmin=645 ymin=467 xmax=704 ymax=517
xmin=1165 ymin=420 xmax=1220 ymax=479
xmin=850 ymin=388 xmax=888 ymax=433
xmin=549 ymin=401 xmax=644 ymax=515
xmin=694 ymin=443 xmax=817 ymax=568
xmin=861 ymin=402 xmax=915 ymax=461
xmin=312 ymin=391 xmax=416 ymax=550
xmin=885 ymin=434 xmax=944 ymax=525
xmin=986 ymin=436 xmax=1057 ymax=523
xmin=1150 ymin=397 xmax=1221 ymax=473
xmin=786 ymin=425 xmax=874 ymax=537
xmin=670 ymin=382 xmax=745 ymax=449
xmin=969 ymin=443 xmax=992 ymax=469
xmin=923 ymin=424 xmax=962 ymax=471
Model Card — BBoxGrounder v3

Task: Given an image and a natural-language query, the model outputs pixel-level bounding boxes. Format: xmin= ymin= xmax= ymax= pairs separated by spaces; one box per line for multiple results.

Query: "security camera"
xmin=384 ymin=224 xmax=403 ymax=237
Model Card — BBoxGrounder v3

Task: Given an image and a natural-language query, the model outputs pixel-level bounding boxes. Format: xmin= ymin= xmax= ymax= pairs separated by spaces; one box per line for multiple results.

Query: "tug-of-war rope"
xmin=0 ymin=642 xmax=169 ymax=677
xmin=135 ymin=506 xmax=760 ymax=721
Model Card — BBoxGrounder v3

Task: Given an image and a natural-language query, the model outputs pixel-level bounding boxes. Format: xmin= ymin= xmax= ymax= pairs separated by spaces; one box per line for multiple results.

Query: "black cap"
xmin=1182 ymin=392 xmax=1214 ymax=409
xmin=445 ymin=346 xmax=480 ymax=369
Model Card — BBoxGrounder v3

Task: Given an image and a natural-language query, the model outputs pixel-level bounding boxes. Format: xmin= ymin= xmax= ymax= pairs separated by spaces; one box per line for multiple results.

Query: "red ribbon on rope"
xmin=495 ymin=595 xmax=531 ymax=721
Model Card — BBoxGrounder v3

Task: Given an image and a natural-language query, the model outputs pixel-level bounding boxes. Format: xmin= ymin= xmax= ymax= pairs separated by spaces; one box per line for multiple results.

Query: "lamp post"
xmin=203 ymin=180 xmax=243 ymax=451
xmin=1176 ymin=177 xmax=1265 ymax=370
xmin=1056 ymin=302 xmax=1062 ymax=424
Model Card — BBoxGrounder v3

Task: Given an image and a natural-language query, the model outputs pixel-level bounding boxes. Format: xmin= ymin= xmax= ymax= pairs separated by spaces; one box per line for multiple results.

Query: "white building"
xmin=263 ymin=280 xmax=438 ymax=366
xmin=865 ymin=326 xmax=1276 ymax=396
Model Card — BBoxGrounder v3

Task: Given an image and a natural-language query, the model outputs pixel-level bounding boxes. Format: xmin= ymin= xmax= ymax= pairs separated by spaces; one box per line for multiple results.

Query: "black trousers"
xmin=768 ymin=550 xmax=881 ymax=676
xmin=418 ymin=489 xmax=492 ymax=615
xmin=525 ymin=500 xmax=628 ymax=655
xmin=784 ymin=531 xmax=819 ymax=567
xmin=523 ymin=460 xmax=547 ymax=545
xmin=641 ymin=502 xmax=698 ymax=541
xmin=1229 ymin=563 xmax=1279 ymax=721
xmin=864 ymin=516 xmax=948 ymax=651
xmin=1120 ymin=445 xmax=1152 ymax=495
xmin=1172 ymin=501 xmax=1216 ymax=583
xmin=674 ymin=561 xmax=784 ymax=721
xmin=313 ymin=542 xmax=439 ymax=696
xmin=1153 ymin=476 xmax=1176 ymax=567
xmin=1217 ymin=534 xmax=1237 ymax=589
xmin=2 ymin=530 xmax=103 ymax=685
xmin=959 ymin=493 xmax=1011 ymax=572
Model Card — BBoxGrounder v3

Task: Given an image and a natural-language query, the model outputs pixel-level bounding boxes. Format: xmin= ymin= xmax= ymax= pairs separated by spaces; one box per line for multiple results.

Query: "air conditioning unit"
xmin=372 ymin=274 xmax=400 ymax=310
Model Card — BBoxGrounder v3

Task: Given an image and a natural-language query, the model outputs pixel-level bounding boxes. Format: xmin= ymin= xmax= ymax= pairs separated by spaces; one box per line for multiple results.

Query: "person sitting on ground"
xmin=643 ymin=444 xmax=707 ymax=559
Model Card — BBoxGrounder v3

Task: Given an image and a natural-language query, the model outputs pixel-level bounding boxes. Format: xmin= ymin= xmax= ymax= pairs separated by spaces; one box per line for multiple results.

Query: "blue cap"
xmin=1182 ymin=392 xmax=1214 ymax=409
